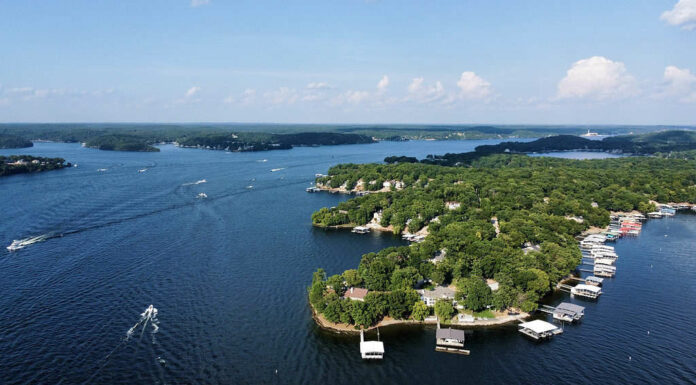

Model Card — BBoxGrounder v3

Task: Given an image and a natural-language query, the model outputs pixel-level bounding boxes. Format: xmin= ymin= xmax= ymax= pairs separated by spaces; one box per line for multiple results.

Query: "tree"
xmin=388 ymin=290 xmax=420 ymax=319
xmin=434 ymin=299 xmax=455 ymax=322
xmin=326 ymin=274 xmax=345 ymax=295
xmin=342 ymin=269 xmax=363 ymax=287
xmin=390 ymin=267 xmax=422 ymax=290
xmin=308 ymin=281 xmax=325 ymax=311
xmin=364 ymin=259 xmax=393 ymax=291
xmin=411 ymin=301 xmax=430 ymax=321
xmin=351 ymin=301 xmax=375 ymax=327
xmin=312 ymin=268 xmax=326 ymax=286
xmin=463 ymin=278 xmax=493 ymax=312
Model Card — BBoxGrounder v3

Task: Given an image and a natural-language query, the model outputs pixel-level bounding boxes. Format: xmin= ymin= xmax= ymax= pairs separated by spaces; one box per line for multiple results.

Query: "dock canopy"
xmin=574 ymin=284 xmax=601 ymax=294
xmin=519 ymin=320 xmax=559 ymax=335
xmin=554 ymin=302 xmax=585 ymax=321
xmin=436 ymin=328 xmax=465 ymax=342
xmin=585 ymin=276 xmax=604 ymax=285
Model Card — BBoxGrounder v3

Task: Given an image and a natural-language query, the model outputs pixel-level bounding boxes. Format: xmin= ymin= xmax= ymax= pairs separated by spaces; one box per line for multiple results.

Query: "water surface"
xmin=1 ymin=141 xmax=694 ymax=385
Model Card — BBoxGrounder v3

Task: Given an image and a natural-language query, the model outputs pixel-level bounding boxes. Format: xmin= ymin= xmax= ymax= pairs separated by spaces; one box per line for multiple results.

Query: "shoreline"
xmin=311 ymin=303 xmax=529 ymax=334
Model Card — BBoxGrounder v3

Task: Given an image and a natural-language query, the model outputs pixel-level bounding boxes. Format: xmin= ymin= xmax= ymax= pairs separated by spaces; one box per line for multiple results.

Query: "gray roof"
xmin=436 ymin=327 xmax=465 ymax=341
xmin=421 ymin=286 xmax=455 ymax=299
xmin=555 ymin=302 xmax=585 ymax=314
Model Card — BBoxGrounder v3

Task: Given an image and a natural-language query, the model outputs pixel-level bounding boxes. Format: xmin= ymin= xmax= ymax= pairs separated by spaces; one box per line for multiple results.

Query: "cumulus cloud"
xmin=264 ymin=87 xmax=299 ymax=104
xmin=185 ymin=86 xmax=201 ymax=97
xmin=456 ymin=72 xmax=492 ymax=100
xmin=377 ymin=75 xmax=389 ymax=92
xmin=306 ymin=82 xmax=332 ymax=90
xmin=333 ymin=90 xmax=370 ymax=105
xmin=405 ymin=77 xmax=447 ymax=104
xmin=224 ymin=88 xmax=256 ymax=105
xmin=191 ymin=0 xmax=210 ymax=7
xmin=660 ymin=65 xmax=696 ymax=102
xmin=661 ymin=0 xmax=696 ymax=30
xmin=557 ymin=56 xmax=637 ymax=100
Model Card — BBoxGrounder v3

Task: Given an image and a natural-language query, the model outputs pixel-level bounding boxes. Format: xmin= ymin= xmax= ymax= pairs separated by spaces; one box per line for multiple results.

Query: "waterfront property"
xmin=594 ymin=265 xmax=616 ymax=278
xmin=344 ymin=287 xmax=368 ymax=301
xmin=571 ymin=284 xmax=602 ymax=300
xmin=419 ymin=286 xmax=456 ymax=307
xmin=306 ymin=186 xmax=321 ymax=193
xmin=584 ymin=276 xmax=604 ymax=286
xmin=435 ymin=326 xmax=469 ymax=355
xmin=518 ymin=320 xmax=563 ymax=340
xmin=552 ymin=302 xmax=585 ymax=323
xmin=351 ymin=226 xmax=370 ymax=234
xmin=359 ymin=329 xmax=384 ymax=360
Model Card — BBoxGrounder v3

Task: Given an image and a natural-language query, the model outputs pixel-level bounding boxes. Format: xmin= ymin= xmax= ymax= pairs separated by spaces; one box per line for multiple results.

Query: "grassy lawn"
xmin=473 ymin=309 xmax=495 ymax=319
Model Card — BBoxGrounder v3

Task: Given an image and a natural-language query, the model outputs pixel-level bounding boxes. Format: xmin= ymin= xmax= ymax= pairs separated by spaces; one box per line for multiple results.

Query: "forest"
xmin=0 ymin=134 xmax=33 ymax=149
xmin=308 ymin=154 xmax=696 ymax=327
xmin=1 ymin=155 xmax=69 ymax=177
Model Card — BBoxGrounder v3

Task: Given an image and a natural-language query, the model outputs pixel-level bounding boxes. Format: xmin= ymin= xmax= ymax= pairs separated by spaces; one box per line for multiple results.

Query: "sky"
xmin=0 ymin=0 xmax=695 ymax=125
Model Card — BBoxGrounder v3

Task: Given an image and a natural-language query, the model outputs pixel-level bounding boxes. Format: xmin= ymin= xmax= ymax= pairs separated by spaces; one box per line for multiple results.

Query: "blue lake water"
xmin=1 ymin=141 xmax=695 ymax=384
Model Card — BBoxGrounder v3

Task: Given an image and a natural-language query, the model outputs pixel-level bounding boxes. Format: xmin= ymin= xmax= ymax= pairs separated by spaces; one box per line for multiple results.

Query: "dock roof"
xmin=360 ymin=341 xmax=384 ymax=354
xmin=574 ymin=284 xmax=602 ymax=293
xmin=555 ymin=302 xmax=585 ymax=314
xmin=519 ymin=320 xmax=559 ymax=334
xmin=436 ymin=327 xmax=465 ymax=341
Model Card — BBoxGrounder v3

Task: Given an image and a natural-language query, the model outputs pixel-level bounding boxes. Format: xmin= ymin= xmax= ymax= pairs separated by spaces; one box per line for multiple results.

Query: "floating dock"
xmin=435 ymin=325 xmax=469 ymax=355
xmin=518 ymin=320 xmax=563 ymax=340
xmin=360 ymin=329 xmax=384 ymax=360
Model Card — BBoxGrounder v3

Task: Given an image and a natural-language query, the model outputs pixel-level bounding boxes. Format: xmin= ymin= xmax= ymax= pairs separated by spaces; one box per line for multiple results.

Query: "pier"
xmin=539 ymin=303 xmax=585 ymax=322
xmin=360 ymin=329 xmax=384 ymax=360
xmin=435 ymin=323 xmax=469 ymax=355
xmin=518 ymin=320 xmax=563 ymax=340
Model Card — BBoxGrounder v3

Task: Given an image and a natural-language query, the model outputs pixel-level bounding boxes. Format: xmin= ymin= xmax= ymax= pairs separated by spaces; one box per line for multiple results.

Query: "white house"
xmin=419 ymin=286 xmax=455 ymax=307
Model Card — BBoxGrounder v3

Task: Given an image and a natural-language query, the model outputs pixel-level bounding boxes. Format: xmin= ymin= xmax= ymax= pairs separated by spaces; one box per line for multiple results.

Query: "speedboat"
xmin=7 ymin=240 xmax=23 ymax=252
xmin=197 ymin=193 xmax=208 ymax=199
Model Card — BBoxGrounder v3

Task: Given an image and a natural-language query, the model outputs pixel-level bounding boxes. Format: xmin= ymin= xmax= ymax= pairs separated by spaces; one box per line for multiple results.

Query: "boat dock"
xmin=351 ymin=226 xmax=370 ymax=234
xmin=306 ymin=186 xmax=322 ymax=193
xmin=518 ymin=320 xmax=563 ymax=340
xmin=435 ymin=325 xmax=469 ymax=355
xmin=539 ymin=303 xmax=585 ymax=323
xmin=360 ymin=329 xmax=384 ymax=360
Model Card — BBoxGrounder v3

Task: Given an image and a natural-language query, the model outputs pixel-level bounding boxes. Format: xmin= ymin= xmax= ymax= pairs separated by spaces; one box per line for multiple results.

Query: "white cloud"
xmin=186 ymin=86 xmax=201 ymax=97
xmin=333 ymin=90 xmax=369 ymax=105
xmin=191 ymin=0 xmax=210 ymax=7
xmin=224 ymin=88 xmax=256 ymax=105
xmin=661 ymin=65 xmax=696 ymax=102
xmin=406 ymin=77 xmax=448 ymax=104
xmin=661 ymin=0 xmax=696 ymax=30
xmin=557 ymin=56 xmax=637 ymax=100
xmin=377 ymin=75 xmax=389 ymax=92
xmin=264 ymin=87 xmax=299 ymax=104
xmin=456 ymin=71 xmax=492 ymax=100
xmin=306 ymin=82 xmax=332 ymax=90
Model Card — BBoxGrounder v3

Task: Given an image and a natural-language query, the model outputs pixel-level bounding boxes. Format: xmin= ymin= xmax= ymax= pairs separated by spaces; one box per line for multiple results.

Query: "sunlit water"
xmin=1 ymin=141 xmax=694 ymax=384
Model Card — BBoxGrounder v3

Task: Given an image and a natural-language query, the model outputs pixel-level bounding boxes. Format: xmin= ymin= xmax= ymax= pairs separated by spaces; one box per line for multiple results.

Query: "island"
xmin=0 ymin=134 xmax=33 ymax=149
xmin=1 ymin=155 xmax=70 ymax=177
xmin=307 ymin=153 xmax=696 ymax=332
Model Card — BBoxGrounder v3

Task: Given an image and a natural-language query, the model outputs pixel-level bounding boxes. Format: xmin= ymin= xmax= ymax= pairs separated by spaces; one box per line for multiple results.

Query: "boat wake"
xmin=6 ymin=234 xmax=54 ymax=252
xmin=126 ymin=304 xmax=160 ymax=341
xmin=182 ymin=179 xmax=207 ymax=186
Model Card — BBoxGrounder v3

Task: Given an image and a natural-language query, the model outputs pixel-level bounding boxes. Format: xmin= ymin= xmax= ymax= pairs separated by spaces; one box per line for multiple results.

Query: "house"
xmin=445 ymin=201 xmax=461 ymax=210
xmin=419 ymin=286 xmax=455 ymax=307
xmin=343 ymin=287 xmax=368 ymax=301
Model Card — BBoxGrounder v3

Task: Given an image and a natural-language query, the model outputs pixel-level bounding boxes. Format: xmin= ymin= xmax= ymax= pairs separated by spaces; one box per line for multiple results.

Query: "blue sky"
xmin=1 ymin=0 xmax=695 ymax=124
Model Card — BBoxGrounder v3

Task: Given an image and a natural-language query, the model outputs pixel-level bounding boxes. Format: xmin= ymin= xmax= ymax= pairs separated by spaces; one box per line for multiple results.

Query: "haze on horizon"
xmin=1 ymin=0 xmax=695 ymax=125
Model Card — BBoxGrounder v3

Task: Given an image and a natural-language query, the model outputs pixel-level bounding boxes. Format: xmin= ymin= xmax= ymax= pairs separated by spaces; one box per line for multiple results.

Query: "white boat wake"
xmin=182 ymin=179 xmax=207 ymax=186
xmin=6 ymin=234 xmax=51 ymax=252
xmin=126 ymin=304 xmax=159 ymax=341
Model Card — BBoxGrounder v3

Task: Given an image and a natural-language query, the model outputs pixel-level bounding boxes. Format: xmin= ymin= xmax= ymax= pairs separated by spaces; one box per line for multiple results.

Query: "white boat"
xmin=97 ymin=168 xmax=107 ymax=172
xmin=7 ymin=240 xmax=23 ymax=252
xmin=270 ymin=168 xmax=285 ymax=172
xmin=197 ymin=193 xmax=208 ymax=199
xmin=352 ymin=226 xmax=370 ymax=234
xmin=581 ymin=129 xmax=600 ymax=137
xmin=138 ymin=169 xmax=147 ymax=173
xmin=6 ymin=235 xmax=47 ymax=252
xmin=246 ymin=185 xmax=254 ymax=189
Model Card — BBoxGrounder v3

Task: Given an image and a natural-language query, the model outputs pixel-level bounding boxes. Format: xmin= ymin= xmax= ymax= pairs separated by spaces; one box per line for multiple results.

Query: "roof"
xmin=519 ymin=320 xmax=559 ymax=334
xmin=555 ymin=302 xmax=585 ymax=314
xmin=360 ymin=341 xmax=384 ymax=354
xmin=420 ymin=286 xmax=455 ymax=300
xmin=574 ymin=284 xmax=602 ymax=293
xmin=585 ymin=276 xmax=604 ymax=283
xmin=436 ymin=327 xmax=465 ymax=340
xmin=344 ymin=287 xmax=368 ymax=300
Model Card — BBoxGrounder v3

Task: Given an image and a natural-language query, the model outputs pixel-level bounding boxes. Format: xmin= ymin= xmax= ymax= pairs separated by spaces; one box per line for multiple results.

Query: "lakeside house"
xmin=419 ymin=286 xmax=455 ymax=307
xmin=445 ymin=201 xmax=461 ymax=210
xmin=344 ymin=287 xmax=368 ymax=301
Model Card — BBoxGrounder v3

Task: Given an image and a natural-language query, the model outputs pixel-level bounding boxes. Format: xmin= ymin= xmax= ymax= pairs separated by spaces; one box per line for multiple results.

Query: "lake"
xmin=1 ymin=141 xmax=694 ymax=384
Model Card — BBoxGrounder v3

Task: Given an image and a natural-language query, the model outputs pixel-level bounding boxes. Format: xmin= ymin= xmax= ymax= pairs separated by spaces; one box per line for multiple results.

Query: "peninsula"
xmin=308 ymin=153 xmax=696 ymax=331
xmin=1 ymin=155 xmax=70 ymax=177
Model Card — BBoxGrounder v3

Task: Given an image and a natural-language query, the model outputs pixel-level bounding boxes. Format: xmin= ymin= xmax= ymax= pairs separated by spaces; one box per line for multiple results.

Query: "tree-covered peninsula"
xmin=1 ymin=155 xmax=70 ymax=177
xmin=308 ymin=155 xmax=696 ymax=328
xmin=0 ymin=134 xmax=33 ymax=149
